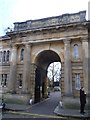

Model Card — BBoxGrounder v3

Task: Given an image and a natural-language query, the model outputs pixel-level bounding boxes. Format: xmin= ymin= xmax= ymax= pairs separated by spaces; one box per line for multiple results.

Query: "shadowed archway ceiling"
xmin=35 ymin=50 xmax=61 ymax=70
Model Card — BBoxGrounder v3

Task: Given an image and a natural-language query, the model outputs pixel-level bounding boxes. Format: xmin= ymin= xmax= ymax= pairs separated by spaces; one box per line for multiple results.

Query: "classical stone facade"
xmin=0 ymin=11 xmax=89 ymax=104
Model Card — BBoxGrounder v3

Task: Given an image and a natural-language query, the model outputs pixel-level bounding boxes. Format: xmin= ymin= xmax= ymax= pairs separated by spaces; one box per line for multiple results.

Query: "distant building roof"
xmin=0 ymin=35 xmax=10 ymax=41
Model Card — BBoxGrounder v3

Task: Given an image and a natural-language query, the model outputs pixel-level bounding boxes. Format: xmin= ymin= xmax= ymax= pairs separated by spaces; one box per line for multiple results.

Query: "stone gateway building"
xmin=0 ymin=11 xmax=89 ymax=105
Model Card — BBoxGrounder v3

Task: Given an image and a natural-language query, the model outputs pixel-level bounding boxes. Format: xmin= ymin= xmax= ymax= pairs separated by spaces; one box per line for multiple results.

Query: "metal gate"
xmin=35 ymin=68 xmax=41 ymax=103
xmin=34 ymin=66 xmax=46 ymax=103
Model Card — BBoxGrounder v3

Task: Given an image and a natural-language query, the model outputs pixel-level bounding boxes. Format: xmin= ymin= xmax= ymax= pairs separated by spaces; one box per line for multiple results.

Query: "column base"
xmin=8 ymin=90 xmax=16 ymax=94
xmin=63 ymin=93 xmax=73 ymax=97
xmin=61 ymin=96 xmax=80 ymax=109
xmin=21 ymin=91 xmax=30 ymax=94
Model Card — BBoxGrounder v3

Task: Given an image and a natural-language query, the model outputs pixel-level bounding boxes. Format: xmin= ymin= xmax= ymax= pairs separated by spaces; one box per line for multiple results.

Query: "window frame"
xmin=0 ymin=51 xmax=2 ymax=63
xmin=20 ymin=49 xmax=24 ymax=61
xmin=75 ymin=73 xmax=81 ymax=90
xmin=7 ymin=50 xmax=10 ymax=62
xmin=3 ymin=51 xmax=6 ymax=62
xmin=18 ymin=74 xmax=22 ymax=88
xmin=74 ymin=44 xmax=79 ymax=59
xmin=1 ymin=74 xmax=7 ymax=87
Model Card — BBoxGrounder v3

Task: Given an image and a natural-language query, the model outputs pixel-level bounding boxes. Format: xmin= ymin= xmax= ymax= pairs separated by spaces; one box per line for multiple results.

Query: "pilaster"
xmin=82 ymin=37 xmax=88 ymax=94
xmin=22 ymin=43 xmax=32 ymax=94
xmin=8 ymin=45 xmax=17 ymax=93
xmin=63 ymin=38 xmax=72 ymax=96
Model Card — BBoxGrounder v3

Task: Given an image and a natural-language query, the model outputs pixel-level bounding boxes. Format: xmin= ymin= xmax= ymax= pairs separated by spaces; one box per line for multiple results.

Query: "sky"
xmin=0 ymin=0 xmax=89 ymax=36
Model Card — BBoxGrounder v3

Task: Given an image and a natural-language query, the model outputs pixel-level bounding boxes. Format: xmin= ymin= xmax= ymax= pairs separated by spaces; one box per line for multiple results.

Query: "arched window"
xmin=20 ymin=49 xmax=24 ymax=61
xmin=74 ymin=44 xmax=79 ymax=59
xmin=7 ymin=50 xmax=10 ymax=62
xmin=3 ymin=51 xmax=6 ymax=62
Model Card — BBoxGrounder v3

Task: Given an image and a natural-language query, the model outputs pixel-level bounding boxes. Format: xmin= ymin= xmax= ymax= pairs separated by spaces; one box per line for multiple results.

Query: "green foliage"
xmin=4 ymin=99 xmax=25 ymax=104
xmin=65 ymin=103 xmax=90 ymax=110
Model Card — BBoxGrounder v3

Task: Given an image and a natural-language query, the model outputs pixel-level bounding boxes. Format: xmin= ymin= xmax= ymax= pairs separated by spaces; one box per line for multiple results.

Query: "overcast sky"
xmin=0 ymin=0 xmax=89 ymax=36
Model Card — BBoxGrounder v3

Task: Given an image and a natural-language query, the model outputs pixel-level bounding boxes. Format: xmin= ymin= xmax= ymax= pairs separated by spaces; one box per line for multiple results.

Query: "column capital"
xmin=63 ymin=38 xmax=71 ymax=44
xmin=25 ymin=43 xmax=32 ymax=47
xmin=80 ymin=36 xmax=88 ymax=42
xmin=22 ymin=41 xmax=32 ymax=47
xmin=12 ymin=44 xmax=18 ymax=49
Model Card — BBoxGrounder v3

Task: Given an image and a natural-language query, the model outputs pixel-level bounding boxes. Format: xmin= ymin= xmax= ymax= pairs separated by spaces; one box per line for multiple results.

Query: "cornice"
xmin=6 ymin=21 xmax=88 ymax=37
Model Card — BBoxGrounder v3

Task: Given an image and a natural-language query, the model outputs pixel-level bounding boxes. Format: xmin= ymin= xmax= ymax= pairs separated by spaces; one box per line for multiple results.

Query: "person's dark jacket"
xmin=80 ymin=89 xmax=86 ymax=104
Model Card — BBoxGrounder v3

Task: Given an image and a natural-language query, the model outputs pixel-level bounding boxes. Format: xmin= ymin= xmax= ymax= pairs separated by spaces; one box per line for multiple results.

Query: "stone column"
xmin=22 ymin=44 xmax=32 ymax=93
xmin=8 ymin=45 xmax=17 ymax=93
xmin=89 ymin=34 xmax=90 ymax=96
xmin=0 ymin=74 xmax=2 ymax=87
xmin=64 ymin=39 xmax=72 ymax=96
xmin=82 ymin=37 xmax=88 ymax=94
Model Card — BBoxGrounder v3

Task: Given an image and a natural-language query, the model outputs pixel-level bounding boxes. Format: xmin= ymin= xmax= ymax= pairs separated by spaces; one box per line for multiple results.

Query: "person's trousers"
xmin=80 ymin=104 xmax=85 ymax=113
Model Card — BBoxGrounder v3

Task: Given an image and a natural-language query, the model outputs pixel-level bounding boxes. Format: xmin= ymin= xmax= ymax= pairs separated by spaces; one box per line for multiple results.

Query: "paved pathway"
xmin=28 ymin=91 xmax=60 ymax=116
xmin=4 ymin=91 xmax=90 ymax=119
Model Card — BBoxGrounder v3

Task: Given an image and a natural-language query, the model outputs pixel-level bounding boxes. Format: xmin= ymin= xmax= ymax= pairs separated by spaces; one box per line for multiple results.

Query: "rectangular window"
xmin=0 ymin=51 xmax=2 ymax=63
xmin=18 ymin=74 xmax=22 ymax=88
xmin=3 ymin=51 xmax=6 ymax=62
xmin=1 ymin=74 xmax=7 ymax=87
xmin=4 ymin=74 xmax=7 ymax=87
xmin=0 ymin=75 xmax=2 ymax=87
xmin=75 ymin=74 xmax=81 ymax=90
xmin=1 ymin=74 xmax=4 ymax=86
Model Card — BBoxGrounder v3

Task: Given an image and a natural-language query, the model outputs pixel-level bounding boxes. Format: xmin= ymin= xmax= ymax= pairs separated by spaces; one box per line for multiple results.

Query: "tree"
xmin=47 ymin=62 xmax=61 ymax=87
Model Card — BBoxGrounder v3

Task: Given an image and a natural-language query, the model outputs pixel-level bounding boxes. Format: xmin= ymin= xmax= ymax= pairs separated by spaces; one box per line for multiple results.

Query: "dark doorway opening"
xmin=35 ymin=68 xmax=41 ymax=103
xmin=35 ymin=66 xmax=46 ymax=103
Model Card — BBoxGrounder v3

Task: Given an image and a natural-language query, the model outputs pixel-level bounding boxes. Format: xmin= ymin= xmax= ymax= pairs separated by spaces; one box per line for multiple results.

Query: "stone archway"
xmin=34 ymin=50 xmax=61 ymax=103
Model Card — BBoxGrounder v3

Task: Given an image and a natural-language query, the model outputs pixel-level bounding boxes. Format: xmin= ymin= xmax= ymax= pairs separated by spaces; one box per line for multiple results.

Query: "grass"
xmin=65 ymin=104 xmax=80 ymax=109
xmin=0 ymin=97 xmax=26 ymax=104
xmin=65 ymin=103 xmax=90 ymax=110
xmin=4 ymin=99 xmax=26 ymax=104
xmin=0 ymin=93 xmax=30 ymax=104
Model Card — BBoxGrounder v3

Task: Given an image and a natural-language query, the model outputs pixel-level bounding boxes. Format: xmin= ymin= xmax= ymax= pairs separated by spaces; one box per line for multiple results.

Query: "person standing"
xmin=80 ymin=87 xmax=86 ymax=114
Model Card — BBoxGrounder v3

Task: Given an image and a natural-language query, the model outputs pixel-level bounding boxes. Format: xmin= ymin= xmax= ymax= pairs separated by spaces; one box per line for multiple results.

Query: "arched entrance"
xmin=34 ymin=50 xmax=61 ymax=103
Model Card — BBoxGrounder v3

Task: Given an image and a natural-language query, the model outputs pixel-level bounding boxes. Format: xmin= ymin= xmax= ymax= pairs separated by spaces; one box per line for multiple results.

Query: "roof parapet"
xmin=13 ymin=11 xmax=86 ymax=32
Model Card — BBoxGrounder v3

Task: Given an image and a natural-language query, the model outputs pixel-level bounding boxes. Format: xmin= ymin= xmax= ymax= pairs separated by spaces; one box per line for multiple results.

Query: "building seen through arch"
xmin=0 ymin=11 xmax=89 ymax=107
